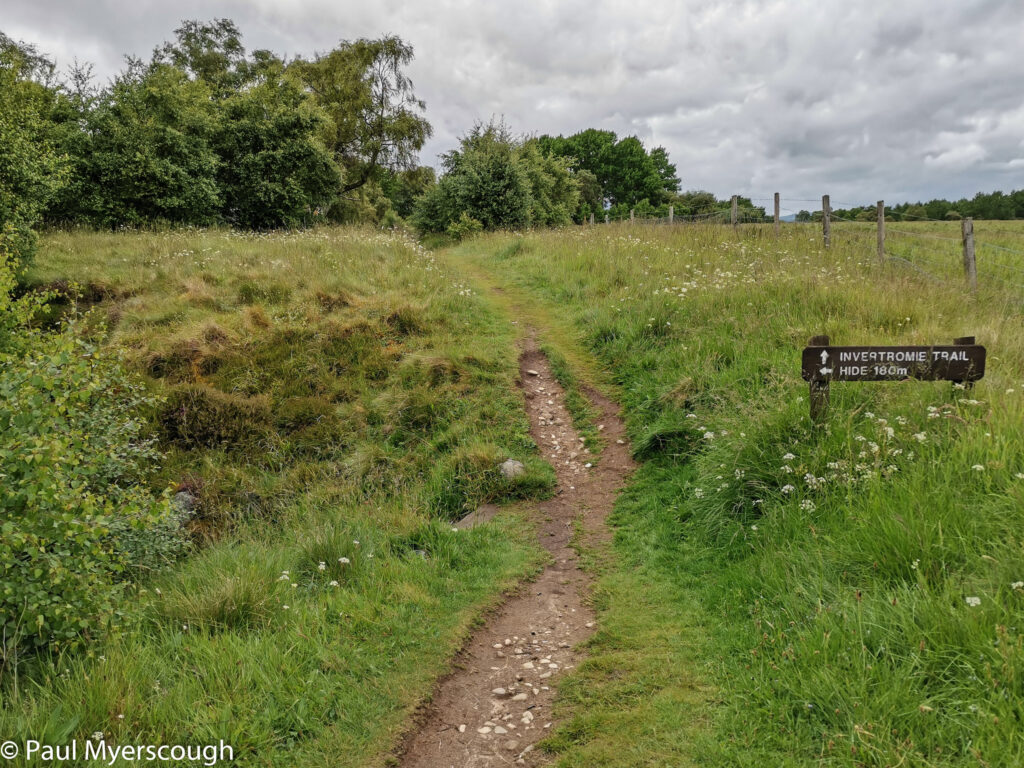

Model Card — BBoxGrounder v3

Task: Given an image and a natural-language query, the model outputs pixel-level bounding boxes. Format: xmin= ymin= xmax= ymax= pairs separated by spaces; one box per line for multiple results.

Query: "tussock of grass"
xmin=462 ymin=221 xmax=1024 ymax=767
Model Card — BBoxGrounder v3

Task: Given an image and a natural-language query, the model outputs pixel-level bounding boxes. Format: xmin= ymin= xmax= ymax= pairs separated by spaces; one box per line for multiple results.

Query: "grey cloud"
xmin=4 ymin=0 xmax=1024 ymax=205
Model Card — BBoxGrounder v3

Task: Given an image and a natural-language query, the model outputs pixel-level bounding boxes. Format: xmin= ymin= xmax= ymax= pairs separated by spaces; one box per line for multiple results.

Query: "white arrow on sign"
xmin=819 ymin=350 xmax=829 ymax=364
xmin=820 ymin=367 xmax=833 ymax=376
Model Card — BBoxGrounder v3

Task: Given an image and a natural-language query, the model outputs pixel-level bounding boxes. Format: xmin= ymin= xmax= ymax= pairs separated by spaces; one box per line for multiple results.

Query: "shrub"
xmin=446 ymin=212 xmax=483 ymax=241
xmin=0 ymin=286 xmax=180 ymax=661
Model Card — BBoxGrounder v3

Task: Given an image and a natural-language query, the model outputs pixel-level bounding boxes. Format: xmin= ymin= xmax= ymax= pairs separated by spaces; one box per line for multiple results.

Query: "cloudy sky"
xmin=5 ymin=0 xmax=1023 ymax=209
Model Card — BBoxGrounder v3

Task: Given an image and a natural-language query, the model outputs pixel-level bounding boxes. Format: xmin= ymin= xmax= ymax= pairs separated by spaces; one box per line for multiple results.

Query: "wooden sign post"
xmin=802 ymin=336 xmax=986 ymax=423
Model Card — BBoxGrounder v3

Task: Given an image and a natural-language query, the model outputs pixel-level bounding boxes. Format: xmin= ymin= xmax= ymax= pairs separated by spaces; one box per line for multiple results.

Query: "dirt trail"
xmin=398 ymin=337 xmax=634 ymax=768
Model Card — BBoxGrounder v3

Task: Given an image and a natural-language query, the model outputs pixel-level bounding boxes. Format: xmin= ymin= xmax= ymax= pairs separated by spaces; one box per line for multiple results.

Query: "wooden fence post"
xmin=668 ymin=205 xmax=674 ymax=224
xmin=731 ymin=195 xmax=738 ymax=227
xmin=809 ymin=334 xmax=830 ymax=424
xmin=822 ymin=194 xmax=831 ymax=249
xmin=605 ymin=213 xmax=609 ymax=224
xmin=876 ymin=200 xmax=885 ymax=265
xmin=630 ymin=208 xmax=635 ymax=224
xmin=774 ymin=192 xmax=780 ymax=236
xmin=589 ymin=212 xmax=594 ymax=225
xmin=962 ymin=217 xmax=977 ymax=292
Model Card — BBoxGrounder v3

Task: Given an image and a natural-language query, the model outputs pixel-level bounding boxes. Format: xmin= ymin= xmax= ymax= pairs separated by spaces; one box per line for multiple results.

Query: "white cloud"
xmin=4 ymin=0 xmax=1024 ymax=205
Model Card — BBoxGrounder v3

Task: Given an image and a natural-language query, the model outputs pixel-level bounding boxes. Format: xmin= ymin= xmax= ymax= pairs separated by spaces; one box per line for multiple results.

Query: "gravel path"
xmin=397 ymin=336 xmax=634 ymax=767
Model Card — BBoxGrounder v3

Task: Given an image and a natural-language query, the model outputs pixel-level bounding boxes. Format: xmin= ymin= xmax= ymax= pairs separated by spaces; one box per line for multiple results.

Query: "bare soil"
xmin=397 ymin=336 xmax=634 ymax=767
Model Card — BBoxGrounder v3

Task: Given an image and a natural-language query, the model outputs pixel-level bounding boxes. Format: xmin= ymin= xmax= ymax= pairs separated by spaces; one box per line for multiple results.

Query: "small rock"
xmin=527 ymin=369 xmax=540 ymax=376
xmin=458 ymin=724 xmax=466 ymax=733
xmin=492 ymin=687 xmax=507 ymax=696
xmin=500 ymin=459 xmax=526 ymax=479
xmin=511 ymin=693 xmax=528 ymax=701
xmin=504 ymin=739 xmax=520 ymax=751
xmin=522 ymin=662 xmax=534 ymax=669
xmin=477 ymin=726 xmax=492 ymax=734
xmin=172 ymin=491 xmax=196 ymax=513
xmin=494 ymin=726 xmax=508 ymax=735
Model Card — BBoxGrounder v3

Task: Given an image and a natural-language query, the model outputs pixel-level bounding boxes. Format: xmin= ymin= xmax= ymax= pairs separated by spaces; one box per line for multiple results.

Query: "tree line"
xmin=796 ymin=190 xmax=1024 ymax=223
xmin=1 ymin=19 xmax=699 ymax=258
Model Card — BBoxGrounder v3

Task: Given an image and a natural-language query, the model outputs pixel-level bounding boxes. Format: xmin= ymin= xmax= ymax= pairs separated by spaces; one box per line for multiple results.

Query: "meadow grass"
xmin=454 ymin=220 xmax=1024 ymax=767
xmin=1 ymin=227 xmax=552 ymax=765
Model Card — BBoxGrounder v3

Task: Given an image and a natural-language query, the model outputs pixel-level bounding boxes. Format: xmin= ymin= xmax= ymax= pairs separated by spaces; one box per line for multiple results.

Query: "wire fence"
xmin=585 ymin=195 xmax=1024 ymax=301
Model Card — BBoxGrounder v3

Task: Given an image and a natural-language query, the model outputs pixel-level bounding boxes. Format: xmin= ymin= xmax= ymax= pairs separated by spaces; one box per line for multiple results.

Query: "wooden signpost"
xmin=802 ymin=335 xmax=986 ymax=422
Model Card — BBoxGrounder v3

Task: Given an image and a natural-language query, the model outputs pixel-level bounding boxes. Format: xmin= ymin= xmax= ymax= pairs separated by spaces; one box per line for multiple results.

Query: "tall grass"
xmin=458 ymin=220 xmax=1024 ymax=767
xmin=1 ymin=227 xmax=551 ymax=765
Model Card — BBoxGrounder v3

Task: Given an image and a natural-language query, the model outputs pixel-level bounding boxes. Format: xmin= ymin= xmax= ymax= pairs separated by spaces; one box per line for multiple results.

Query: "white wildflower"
xmin=965 ymin=596 xmax=981 ymax=607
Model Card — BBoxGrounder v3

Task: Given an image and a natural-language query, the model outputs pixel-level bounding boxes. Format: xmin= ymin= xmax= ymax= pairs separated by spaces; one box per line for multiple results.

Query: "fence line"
xmin=591 ymin=192 xmax=1023 ymax=300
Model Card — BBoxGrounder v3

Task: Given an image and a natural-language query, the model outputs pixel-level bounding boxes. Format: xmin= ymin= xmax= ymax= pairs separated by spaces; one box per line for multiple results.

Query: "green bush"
xmin=0 ymin=272 xmax=180 ymax=661
xmin=446 ymin=212 xmax=483 ymax=241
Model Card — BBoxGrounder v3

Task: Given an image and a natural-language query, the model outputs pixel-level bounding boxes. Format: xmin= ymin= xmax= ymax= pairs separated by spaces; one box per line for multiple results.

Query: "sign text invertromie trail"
xmin=802 ymin=335 xmax=986 ymax=423
xmin=801 ymin=344 xmax=986 ymax=383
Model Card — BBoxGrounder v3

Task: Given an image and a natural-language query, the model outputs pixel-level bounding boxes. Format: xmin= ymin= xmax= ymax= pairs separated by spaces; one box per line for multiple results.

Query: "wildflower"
xmin=750 ymin=525 xmax=758 ymax=531
xmin=782 ymin=452 xmax=796 ymax=460
xmin=329 ymin=580 xmax=339 ymax=587
xmin=353 ymin=540 xmax=360 ymax=547
xmin=965 ymin=596 xmax=981 ymax=607
xmin=282 ymin=605 xmax=290 ymax=610
xmin=799 ymin=500 xmax=816 ymax=512
xmin=1016 ymin=473 xmax=1024 ymax=480
xmin=155 ymin=588 xmax=161 ymax=595
xmin=911 ymin=559 xmax=919 ymax=570
xmin=291 ymin=583 xmax=298 ymax=588
xmin=781 ymin=465 xmax=794 ymax=474
xmin=693 ymin=488 xmax=705 ymax=498
xmin=972 ymin=465 xmax=984 ymax=472
xmin=91 ymin=732 xmax=104 ymax=742
xmin=781 ymin=484 xmax=795 ymax=495
xmin=318 ymin=562 xmax=326 ymax=571
xmin=913 ymin=433 xmax=927 ymax=442
xmin=703 ymin=431 xmax=715 ymax=439
xmin=883 ymin=427 xmax=895 ymax=439
xmin=339 ymin=557 xmax=350 ymax=565
xmin=367 ymin=553 xmax=374 ymax=559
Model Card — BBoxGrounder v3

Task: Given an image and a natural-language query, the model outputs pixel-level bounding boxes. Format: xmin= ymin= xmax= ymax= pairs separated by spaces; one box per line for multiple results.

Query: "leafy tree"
xmin=537 ymin=128 xmax=679 ymax=209
xmin=63 ymin=60 xmax=221 ymax=227
xmin=152 ymin=18 xmax=248 ymax=98
xmin=413 ymin=121 xmax=580 ymax=234
xmin=0 ymin=35 xmax=69 ymax=268
xmin=379 ymin=166 xmax=436 ymax=219
xmin=214 ymin=57 xmax=341 ymax=228
xmin=294 ymin=36 xmax=431 ymax=194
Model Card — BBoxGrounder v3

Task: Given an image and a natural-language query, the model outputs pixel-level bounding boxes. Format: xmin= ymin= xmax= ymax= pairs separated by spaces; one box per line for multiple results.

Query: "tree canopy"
xmin=0 ymin=20 xmax=430 ymax=230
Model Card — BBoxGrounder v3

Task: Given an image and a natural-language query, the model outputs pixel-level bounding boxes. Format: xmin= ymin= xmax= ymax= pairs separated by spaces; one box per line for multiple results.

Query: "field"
xmin=2 ymin=228 xmax=553 ymax=765
xmin=4 ymin=219 xmax=1024 ymax=766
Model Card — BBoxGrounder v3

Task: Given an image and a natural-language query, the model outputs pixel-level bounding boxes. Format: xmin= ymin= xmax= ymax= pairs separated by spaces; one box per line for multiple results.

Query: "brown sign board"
xmin=801 ymin=345 xmax=986 ymax=383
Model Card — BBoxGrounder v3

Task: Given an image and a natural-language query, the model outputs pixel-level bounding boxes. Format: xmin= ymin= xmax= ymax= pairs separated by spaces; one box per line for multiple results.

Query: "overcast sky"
xmin=5 ymin=0 xmax=1023 ymax=209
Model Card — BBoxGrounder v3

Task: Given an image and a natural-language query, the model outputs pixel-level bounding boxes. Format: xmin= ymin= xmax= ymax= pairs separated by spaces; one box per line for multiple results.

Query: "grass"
xmin=7 ymin=220 xmax=1024 ymax=766
xmin=1 ymin=227 xmax=553 ymax=765
xmin=452 ymin=220 xmax=1024 ymax=767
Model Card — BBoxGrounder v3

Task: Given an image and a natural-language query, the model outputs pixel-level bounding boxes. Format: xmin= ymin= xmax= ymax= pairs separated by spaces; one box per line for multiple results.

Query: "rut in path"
xmin=398 ymin=336 xmax=634 ymax=768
